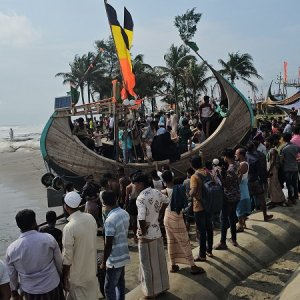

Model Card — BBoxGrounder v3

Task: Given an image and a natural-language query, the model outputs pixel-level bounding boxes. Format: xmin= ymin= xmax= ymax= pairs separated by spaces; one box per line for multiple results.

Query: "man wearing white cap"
xmin=62 ymin=192 xmax=100 ymax=299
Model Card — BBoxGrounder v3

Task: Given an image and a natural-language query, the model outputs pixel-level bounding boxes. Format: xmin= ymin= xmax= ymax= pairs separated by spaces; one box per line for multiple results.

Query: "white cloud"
xmin=0 ymin=11 xmax=40 ymax=46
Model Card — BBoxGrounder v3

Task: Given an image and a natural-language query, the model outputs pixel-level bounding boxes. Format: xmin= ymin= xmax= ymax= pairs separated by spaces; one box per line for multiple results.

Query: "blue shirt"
xmin=104 ymin=207 xmax=130 ymax=268
xmin=156 ymin=127 xmax=166 ymax=136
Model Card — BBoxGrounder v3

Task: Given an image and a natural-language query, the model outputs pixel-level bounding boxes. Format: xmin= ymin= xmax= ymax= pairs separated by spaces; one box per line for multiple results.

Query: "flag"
xmin=124 ymin=7 xmax=134 ymax=49
xmin=70 ymin=84 xmax=80 ymax=104
xmin=105 ymin=2 xmax=136 ymax=98
xmin=284 ymin=61 xmax=288 ymax=83
xmin=186 ymin=41 xmax=199 ymax=52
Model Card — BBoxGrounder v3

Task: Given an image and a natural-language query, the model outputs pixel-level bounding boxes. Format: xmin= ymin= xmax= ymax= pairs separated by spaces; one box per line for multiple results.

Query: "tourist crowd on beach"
xmin=1 ymin=100 xmax=300 ymax=300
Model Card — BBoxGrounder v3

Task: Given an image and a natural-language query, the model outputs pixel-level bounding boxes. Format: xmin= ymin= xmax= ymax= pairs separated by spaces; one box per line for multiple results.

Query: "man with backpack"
xmin=161 ymin=170 xmax=204 ymax=274
xmin=190 ymin=156 xmax=214 ymax=261
xmin=246 ymin=142 xmax=273 ymax=221
xmin=214 ymin=149 xmax=240 ymax=250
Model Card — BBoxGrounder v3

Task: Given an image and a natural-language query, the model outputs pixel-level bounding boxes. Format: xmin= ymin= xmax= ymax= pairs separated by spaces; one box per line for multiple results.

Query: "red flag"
xmin=283 ymin=61 xmax=288 ymax=82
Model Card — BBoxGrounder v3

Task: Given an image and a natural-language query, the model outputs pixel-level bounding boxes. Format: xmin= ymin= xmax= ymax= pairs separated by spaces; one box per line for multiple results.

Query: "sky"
xmin=0 ymin=0 xmax=299 ymax=126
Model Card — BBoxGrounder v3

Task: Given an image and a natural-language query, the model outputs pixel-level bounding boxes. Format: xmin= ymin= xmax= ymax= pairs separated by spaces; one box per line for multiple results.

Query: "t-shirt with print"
xmin=136 ymin=187 xmax=169 ymax=239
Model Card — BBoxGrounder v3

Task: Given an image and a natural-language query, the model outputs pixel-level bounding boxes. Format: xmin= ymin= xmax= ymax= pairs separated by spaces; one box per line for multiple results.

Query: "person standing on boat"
xmin=62 ymin=192 xmax=100 ymax=299
xmin=6 ymin=209 xmax=64 ymax=300
xmin=132 ymin=172 xmax=170 ymax=299
xmin=199 ymin=95 xmax=214 ymax=137
xmin=108 ymin=113 xmax=114 ymax=140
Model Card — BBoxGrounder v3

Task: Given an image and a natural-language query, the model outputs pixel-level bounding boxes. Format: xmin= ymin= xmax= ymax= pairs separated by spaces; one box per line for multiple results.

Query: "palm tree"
xmin=183 ymin=60 xmax=211 ymax=109
xmin=56 ymin=55 xmax=89 ymax=104
xmin=163 ymin=44 xmax=195 ymax=113
xmin=218 ymin=52 xmax=262 ymax=91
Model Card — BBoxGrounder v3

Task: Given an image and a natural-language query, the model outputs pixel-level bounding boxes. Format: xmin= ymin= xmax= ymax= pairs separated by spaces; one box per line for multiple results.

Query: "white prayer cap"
xmin=212 ymin=158 xmax=220 ymax=166
xmin=64 ymin=191 xmax=81 ymax=208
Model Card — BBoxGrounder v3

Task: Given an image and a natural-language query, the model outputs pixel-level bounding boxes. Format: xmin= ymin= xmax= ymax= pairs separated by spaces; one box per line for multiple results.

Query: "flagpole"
xmin=103 ymin=0 xmax=127 ymax=91
xmin=104 ymin=0 xmax=131 ymax=164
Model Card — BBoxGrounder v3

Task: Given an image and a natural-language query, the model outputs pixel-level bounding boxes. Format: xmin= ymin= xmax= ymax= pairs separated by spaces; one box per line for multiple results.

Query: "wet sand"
xmin=0 ymin=150 xmax=60 ymax=258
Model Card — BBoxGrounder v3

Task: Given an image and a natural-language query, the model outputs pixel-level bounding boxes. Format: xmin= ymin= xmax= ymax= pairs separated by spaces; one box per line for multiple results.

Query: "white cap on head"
xmin=212 ymin=158 xmax=220 ymax=166
xmin=284 ymin=116 xmax=290 ymax=122
xmin=64 ymin=191 xmax=81 ymax=208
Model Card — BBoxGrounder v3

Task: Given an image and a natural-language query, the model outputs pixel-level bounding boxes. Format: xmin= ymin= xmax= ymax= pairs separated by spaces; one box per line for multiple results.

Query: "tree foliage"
xmin=174 ymin=8 xmax=202 ymax=43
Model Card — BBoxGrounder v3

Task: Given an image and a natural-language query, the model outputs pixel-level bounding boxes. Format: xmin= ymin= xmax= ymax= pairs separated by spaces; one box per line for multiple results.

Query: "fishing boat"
xmin=264 ymin=81 xmax=300 ymax=106
xmin=40 ymin=62 xmax=253 ymax=190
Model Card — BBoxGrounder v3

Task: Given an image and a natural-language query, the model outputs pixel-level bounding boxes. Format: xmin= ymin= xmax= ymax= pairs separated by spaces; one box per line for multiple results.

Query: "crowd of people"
xmin=71 ymin=96 xmax=227 ymax=164
xmin=1 ymin=107 xmax=300 ymax=300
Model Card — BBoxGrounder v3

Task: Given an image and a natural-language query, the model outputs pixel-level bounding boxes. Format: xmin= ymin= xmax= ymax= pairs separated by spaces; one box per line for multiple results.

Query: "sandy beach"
xmin=0 ymin=150 xmax=61 ymax=258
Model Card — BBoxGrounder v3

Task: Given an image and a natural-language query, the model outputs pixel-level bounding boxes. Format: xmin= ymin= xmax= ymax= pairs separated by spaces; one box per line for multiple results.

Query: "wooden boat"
xmin=40 ymin=64 xmax=253 ymax=189
xmin=264 ymin=81 xmax=300 ymax=106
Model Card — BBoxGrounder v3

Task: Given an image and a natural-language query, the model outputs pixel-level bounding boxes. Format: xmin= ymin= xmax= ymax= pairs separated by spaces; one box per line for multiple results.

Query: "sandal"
xmin=264 ymin=214 xmax=273 ymax=222
xmin=194 ymin=256 xmax=206 ymax=262
xmin=170 ymin=265 xmax=180 ymax=273
xmin=190 ymin=265 xmax=205 ymax=275
xmin=236 ymin=226 xmax=244 ymax=233
xmin=206 ymin=252 xmax=214 ymax=258
xmin=214 ymin=243 xmax=228 ymax=250
xmin=230 ymin=239 xmax=238 ymax=247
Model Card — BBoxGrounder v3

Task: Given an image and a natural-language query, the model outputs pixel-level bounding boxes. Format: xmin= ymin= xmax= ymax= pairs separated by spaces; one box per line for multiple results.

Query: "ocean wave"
xmin=0 ymin=140 xmax=40 ymax=153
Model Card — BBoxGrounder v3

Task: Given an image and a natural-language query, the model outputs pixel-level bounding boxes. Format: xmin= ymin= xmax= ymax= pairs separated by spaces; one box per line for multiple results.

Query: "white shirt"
xmin=136 ymin=187 xmax=169 ymax=239
xmin=63 ymin=211 xmax=98 ymax=286
xmin=93 ymin=131 xmax=102 ymax=147
xmin=109 ymin=117 xmax=114 ymax=129
xmin=0 ymin=260 xmax=9 ymax=285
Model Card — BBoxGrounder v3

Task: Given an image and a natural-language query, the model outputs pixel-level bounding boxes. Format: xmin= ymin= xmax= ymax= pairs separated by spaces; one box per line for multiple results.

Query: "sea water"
xmin=0 ymin=125 xmax=51 ymax=259
xmin=0 ymin=124 xmax=42 ymax=153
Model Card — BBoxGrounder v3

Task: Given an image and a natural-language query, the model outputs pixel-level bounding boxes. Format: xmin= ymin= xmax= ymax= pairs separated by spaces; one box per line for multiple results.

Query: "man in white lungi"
xmin=62 ymin=192 xmax=100 ymax=299
xmin=132 ymin=173 xmax=170 ymax=299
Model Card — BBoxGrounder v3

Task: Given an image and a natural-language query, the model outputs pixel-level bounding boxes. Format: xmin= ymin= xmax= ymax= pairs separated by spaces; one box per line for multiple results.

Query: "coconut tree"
xmin=183 ymin=60 xmax=211 ymax=109
xmin=56 ymin=55 xmax=89 ymax=104
xmin=163 ymin=44 xmax=195 ymax=113
xmin=218 ymin=52 xmax=263 ymax=91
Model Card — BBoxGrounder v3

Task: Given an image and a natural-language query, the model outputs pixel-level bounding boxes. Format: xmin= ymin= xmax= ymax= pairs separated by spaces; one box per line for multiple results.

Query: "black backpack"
xmin=197 ymin=173 xmax=223 ymax=214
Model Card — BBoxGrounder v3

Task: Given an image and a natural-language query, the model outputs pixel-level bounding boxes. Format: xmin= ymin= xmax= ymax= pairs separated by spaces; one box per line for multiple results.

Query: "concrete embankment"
xmin=126 ymin=205 xmax=300 ymax=300
xmin=277 ymin=266 xmax=300 ymax=300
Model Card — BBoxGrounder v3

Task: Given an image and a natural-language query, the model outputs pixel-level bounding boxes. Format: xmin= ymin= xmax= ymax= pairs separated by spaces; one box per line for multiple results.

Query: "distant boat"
xmin=264 ymin=81 xmax=300 ymax=106
xmin=40 ymin=63 xmax=253 ymax=189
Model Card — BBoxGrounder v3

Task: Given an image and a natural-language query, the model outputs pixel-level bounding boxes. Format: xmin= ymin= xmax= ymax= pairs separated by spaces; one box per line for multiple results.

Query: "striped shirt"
xmin=104 ymin=207 xmax=130 ymax=268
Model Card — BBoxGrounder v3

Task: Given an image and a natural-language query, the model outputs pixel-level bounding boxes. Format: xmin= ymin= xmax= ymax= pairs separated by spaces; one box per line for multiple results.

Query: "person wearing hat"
xmin=62 ymin=192 xmax=100 ymax=299
xmin=283 ymin=117 xmax=293 ymax=134
xmin=156 ymin=121 xmax=167 ymax=136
